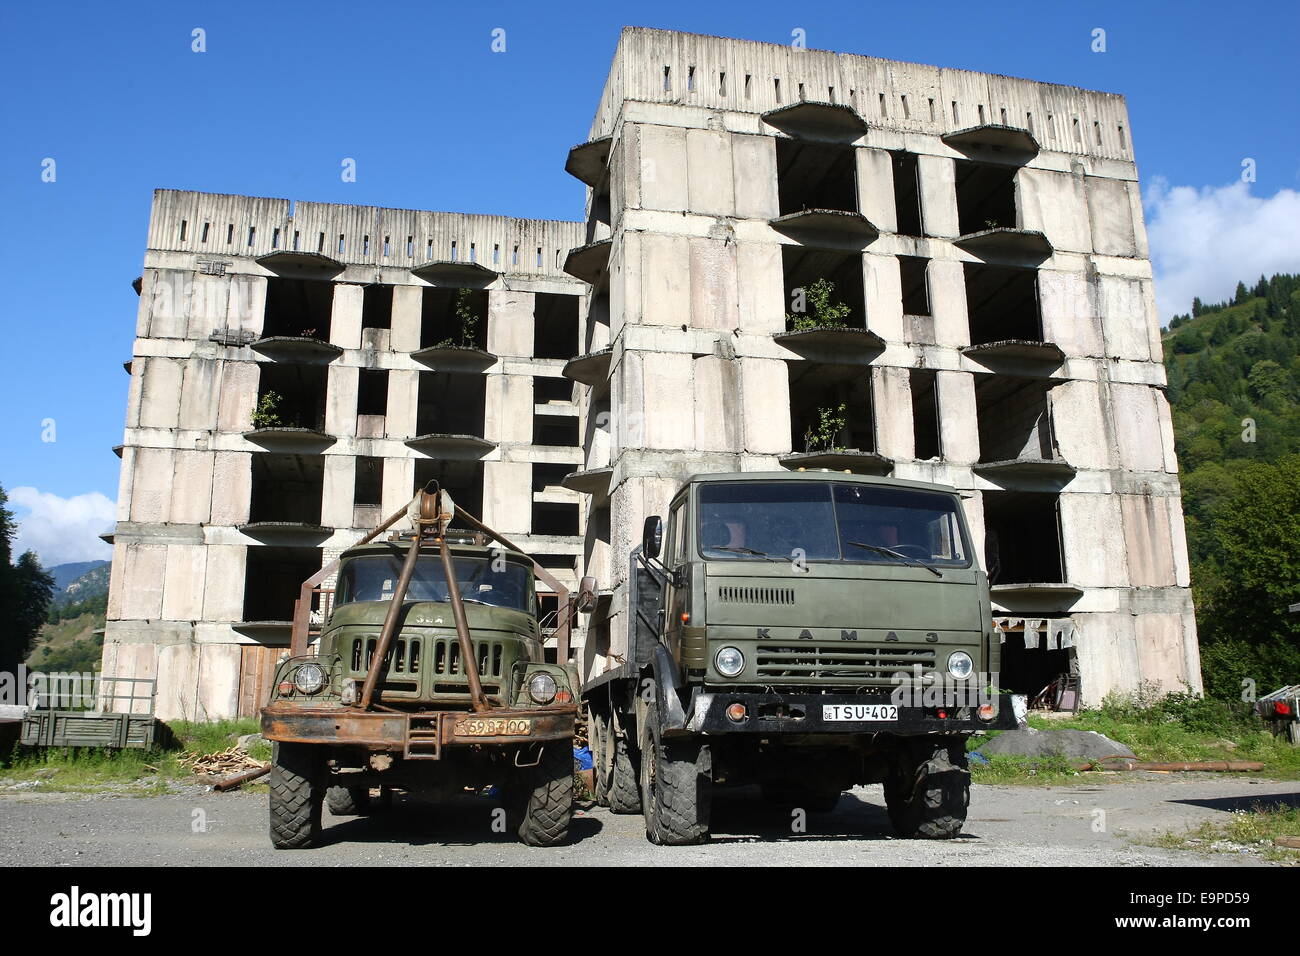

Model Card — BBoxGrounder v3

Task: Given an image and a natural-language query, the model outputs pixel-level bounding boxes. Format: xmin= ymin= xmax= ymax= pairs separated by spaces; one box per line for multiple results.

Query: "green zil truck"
xmin=261 ymin=484 xmax=593 ymax=849
xmin=583 ymin=471 xmax=1022 ymax=844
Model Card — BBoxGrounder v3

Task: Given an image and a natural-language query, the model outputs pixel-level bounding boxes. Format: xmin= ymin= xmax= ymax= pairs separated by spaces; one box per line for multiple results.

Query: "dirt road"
xmin=1 ymin=776 xmax=1295 ymax=866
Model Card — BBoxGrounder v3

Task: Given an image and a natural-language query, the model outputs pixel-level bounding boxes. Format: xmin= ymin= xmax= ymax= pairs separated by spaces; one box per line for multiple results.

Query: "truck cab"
xmin=585 ymin=471 xmax=1022 ymax=845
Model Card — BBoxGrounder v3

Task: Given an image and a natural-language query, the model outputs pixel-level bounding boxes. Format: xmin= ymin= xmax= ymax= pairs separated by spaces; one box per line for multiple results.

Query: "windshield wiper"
xmin=846 ymin=541 xmax=942 ymax=577
xmin=708 ymin=545 xmax=782 ymax=562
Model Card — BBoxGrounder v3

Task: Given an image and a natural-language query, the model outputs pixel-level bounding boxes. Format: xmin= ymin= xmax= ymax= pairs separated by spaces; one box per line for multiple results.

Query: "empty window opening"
xmin=974 ymin=375 xmax=1058 ymax=463
xmin=584 ymin=289 xmax=611 ymax=353
xmin=382 ymin=235 xmax=391 ymax=257
xmin=798 ymin=82 xmax=806 ymax=101
xmin=533 ymin=293 xmax=580 ymax=360
xmin=248 ymin=226 xmax=256 ymax=247
xmin=774 ymin=78 xmax=782 ymax=102
xmin=999 ymin=625 xmax=1077 ymax=704
xmin=1093 ymin=120 xmax=1102 ymax=146
xmin=535 ymin=246 xmax=542 ymax=267
xmin=512 ymin=245 xmax=519 ymax=266
xmin=719 ymin=71 xmax=727 ymax=96
xmin=415 ymin=371 xmax=486 ymax=437
xmin=1000 ymin=107 xmax=1007 ymax=125
xmin=243 ymin=546 xmax=322 ymax=622
xmin=951 ymin=100 xmax=959 ymax=123
xmin=255 ymin=363 xmax=327 ymax=431
xmin=227 ymin=223 xmax=234 ymax=244
xmin=470 ymin=242 xmax=476 ymax=263
xmin=361 ymin=283 xmax=393 ymax=335
xmin=828 ymin=86 xmax=835 ymax=103
xmin=531 ymin=464 xmax=579 ymax=536
xmin=406 ymin=236 xmax=414 ymax=257
xmin=533 ymin=377 xmax=580 ymax=446
xmin=1046 ymin=113 xmax=1055 ymax=139
xmin=899 ymin=256 xmax=931 ymax=317
xmin=338 ymin=234 xmax=345 ymax=254
xmin=891 ymin=151 xmax=923 ymax=236
xmin=353 ymin=456 xmax=384 ymax=528
xmin=900 ymin=94 xmax=909 ymax=118
xmin=787 ymin=362 xmax=876 ymax=454
xmin=928 ymin=98 xmax=935 ymax=121
xmin=1025 ymin=111 xmax=1034 ymax=134
xmin=910 ymin=369 xmax=941 ymax=460
xmin=249 ymin=453 xmax=324 ymax=525
xmin=978 ymin=104 xmax=986 ymax=124
xmin=262 ymin=277 xmax=333 ymax=340
xmin=1117 ymin=124 xmax=1126 ymax=150
xmin=878 ymin=92 xmax=887 ymax=117
xmin=179 ymin=220 xmax=188 ymax=241
xmin=687 ymin=65 xmax=695 ymax=91
xmin=744 ymin=73 xmax=752 ymax=98
xmin=781 ymin=245 xmax=866 ymax=331
xmin=451 ymin=240 xmax=458 ymax=261
xmin=356 ymin=369 xmax=389 ymax=437
xmin=413 ymin=459 xmax=483 ymax=527
xmin=982 ymin=490 xmax=1063 ymax=586
xmin=1072 ymin=117 xmax=1082 ymax=143
xmin=419 ymin=287 xmax=488 ymax=350
xmin=426 ymin=238 xmax=434 ymax=259
xmin=272 ymin=227 xmax=280 ymax=249
xmin=663 ymin=65 xmax=671 ymax=91
xmin=201 ymin=222 xmax=209 ymax=243
xmin=317 ymin=232 xmax=325 ymax=253
xmin=964 ymin=263 xmax=1041 ymax=345
xmin=775 ymin=139 xmax=858 ymax=214
xmin=292 ymin=230 xmax=300 ymax=251
xmin=493 ymin=243 xmax=500 ymax=264
xmin=954 ymin=160 xmax=1017 ymax=234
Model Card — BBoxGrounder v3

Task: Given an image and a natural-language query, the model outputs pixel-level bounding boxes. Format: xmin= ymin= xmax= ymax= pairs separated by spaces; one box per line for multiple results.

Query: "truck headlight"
xmin=946 ymin=651 xmax=974 ymax=680
xmin=715 ymin=646 xmax=744 ymax=678
xmin=528 ymin=673 xmax=558 ymax=704
xmin=294 ymin=662 xmax=326 ymax=695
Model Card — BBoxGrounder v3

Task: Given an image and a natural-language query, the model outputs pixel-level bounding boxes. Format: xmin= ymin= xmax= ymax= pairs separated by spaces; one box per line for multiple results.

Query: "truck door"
xmin=663 ymin=499 xmax=688 ymax=665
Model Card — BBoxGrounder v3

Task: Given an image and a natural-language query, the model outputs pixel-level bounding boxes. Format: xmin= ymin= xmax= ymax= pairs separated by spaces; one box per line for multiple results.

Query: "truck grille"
xmin=717 ymin=586 xmax=795 ymax=605
xmin=348 ymin=637 xmax=506 ymax=680
xmin=756 ymin=644 xmax=936 ymax=683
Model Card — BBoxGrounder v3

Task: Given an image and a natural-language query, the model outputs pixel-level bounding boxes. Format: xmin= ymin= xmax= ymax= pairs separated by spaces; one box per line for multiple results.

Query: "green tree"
xmin=0 ymin=484 xmax=56 ymax=673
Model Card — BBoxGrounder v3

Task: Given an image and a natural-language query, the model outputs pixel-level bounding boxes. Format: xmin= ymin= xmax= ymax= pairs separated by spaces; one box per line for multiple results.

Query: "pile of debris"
xmin=178 ymin=747 xmax=267 ymax=778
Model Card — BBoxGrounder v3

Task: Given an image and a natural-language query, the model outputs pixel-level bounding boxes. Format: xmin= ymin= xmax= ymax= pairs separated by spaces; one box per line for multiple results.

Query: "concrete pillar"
xmin=735 ymin=242 xmax=785 ymax=334
xmin=162 ymin=544 xmax=207 ymax=620
xmin=386 ymin=369 xmax=418 ymax=439
xmin=130 ymin=448 xmax=176 ymax=522
xmin=217 ymin=361 xmax=260 ymax=433
xmin=321 ymin=456 xmax=356 ymax=528
xmin=139 ymin=357 xmax=184 ymax=429
xmin=856 ymin=148 xmax=897 ymax=232
xmin=740 ymin=358 xmax=791 ymax=456
xmin=482 ymin=460 xmax=532 ymax=534
xmin=928 ymin=260 xmax=969 ymax=348
xmin=211 ymin=452 xmax=251 ymax=526
xmin=488 ymin=290 xmax=535 ymax=357
xmin=486 ymin=373 xmax=534 ymax=446
xmin=330 ymin=284 xmax=363 ymax=350
xmin=391 ymin=285 xmax=422 ymax=352
xmin=871 ymin=366 xmax=914 ymax=460
xmin=382 ymin=457 xmax=415 ymax=517
xmin=685 ymin=128 xmax=735 ymax=217
xmin=935 ymin=371 xmax=979 ymax=464
xmin=863 ymin=254 xmax=904 ymax=343
xmin=201 ymin=545 xmax=247 ymax=622
xmin=325 ymin=366 xmax=359 ymax=438
xmin=169 ymin=450 xmax=214 ymax=525
xmin=731 ymin=133 xmax=778 ymax=220
xmin=916 ymin=155 xmax=959 ymax=237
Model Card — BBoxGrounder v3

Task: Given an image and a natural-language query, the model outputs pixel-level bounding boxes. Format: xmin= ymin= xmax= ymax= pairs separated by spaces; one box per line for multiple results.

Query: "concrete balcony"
xmin=564 ymin=135 xmax=612 ymax=187
xmin=563 ymin=239 xmax=612 ymax=285
xmin=562 ymin=466 xmax=613 ymax=505
xmin=238 ymin=521 xmax=332 ymax=545
xmin=961 ymin=339 xmax=1065 ymax=367
xmin=775 ymin=325 xmax=885 ymax=357
xmin=942 ymin=124 xmax=1040 ymax=162
xmin=256 ymin=250 xmax=345 ymax=278
xmin=404 ymin=433 xmax=497 ymax=457
xmin=762 ymin=101 xmax=868 ymax=141
xmin=250 ymin=336 xmax=342 ymax=363
xmin=562 ymin=348 xmax=612 ymax=388
xmin=411 ymin=260 xmax=499 ymax=288
xmin=770 ymin=209 xmax=879 ymax=245
xmin=779 ymin=449 xmax=894 ymax=475
xmin=972 ymin=458 xmax=1077 ymax=480
xmin=410 ymin=344 xmax=496 ymax=371
xmin=242 ymin=427 xmax=335 ymax=452
xmin=953 ymin=227 xmax=1053 ymax=263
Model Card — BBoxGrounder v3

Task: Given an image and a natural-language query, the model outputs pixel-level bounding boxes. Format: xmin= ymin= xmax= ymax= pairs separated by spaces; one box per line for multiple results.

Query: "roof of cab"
xmin=338 ymin=539 xmax=532 ymax=562
xmin=681 ymin=470 xmax=960 ymax=495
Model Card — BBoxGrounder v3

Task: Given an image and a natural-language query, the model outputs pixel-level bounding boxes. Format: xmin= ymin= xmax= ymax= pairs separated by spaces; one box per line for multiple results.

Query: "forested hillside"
xmin=1162 ymin=273 xmax=1300 ymax=698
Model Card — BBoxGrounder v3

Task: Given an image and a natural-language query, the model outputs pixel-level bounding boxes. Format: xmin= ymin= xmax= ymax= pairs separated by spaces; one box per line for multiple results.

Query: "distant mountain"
xmin=48 ymin=560 xmax=109 ymax=593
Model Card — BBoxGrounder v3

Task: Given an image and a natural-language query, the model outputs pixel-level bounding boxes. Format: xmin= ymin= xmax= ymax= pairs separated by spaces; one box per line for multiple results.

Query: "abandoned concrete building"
xmin=104 ymin=27 xmax=1199 ymax=720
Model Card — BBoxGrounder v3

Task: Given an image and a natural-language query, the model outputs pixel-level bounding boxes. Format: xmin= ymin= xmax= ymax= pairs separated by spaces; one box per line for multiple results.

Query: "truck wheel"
xmin=269 ymin=743 xmax=324 ymax=849
xmin=884 ymin=735 xmax=970 ymax=839
xmin=508 ymin=744 xmax=573 ymax=847
xmin=325 ymin=785 xmax=371 ymax=816
xmin=762 ymin=784 xmax=841 ymax=814
xmin=640 ymin=701 xmax=711 ymax=845
xmin=589 ymin=708 xmax=610 ymax=806
xmin=608 ymin=731 xmax=641 ymax=814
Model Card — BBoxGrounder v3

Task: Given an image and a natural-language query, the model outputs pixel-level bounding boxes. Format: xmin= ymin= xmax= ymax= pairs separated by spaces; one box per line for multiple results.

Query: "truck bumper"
xmin=261 ymin=702 xmax=576 ymax=757
xmin=684 ymin=692 xmax=1024 ymax=735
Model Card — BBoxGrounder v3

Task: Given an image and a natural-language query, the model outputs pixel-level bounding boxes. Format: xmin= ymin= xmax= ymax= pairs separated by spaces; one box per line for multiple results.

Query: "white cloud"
xmin=9 ymin=487 xmax=115 ymax=568
xmin=1145 ymin=178 xmax=1300 ymax=323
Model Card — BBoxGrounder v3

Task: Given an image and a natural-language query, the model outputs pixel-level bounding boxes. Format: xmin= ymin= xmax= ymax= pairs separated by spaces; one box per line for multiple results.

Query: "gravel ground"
xmin=0 ymin=775 xmax=1296 ymax=867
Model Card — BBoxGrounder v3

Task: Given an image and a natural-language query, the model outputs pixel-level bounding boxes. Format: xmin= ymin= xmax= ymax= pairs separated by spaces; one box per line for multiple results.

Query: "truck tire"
xmin=507 ymin=744 xmax=573 ymax=847
xmin=589 ymin=708 xmax=610 ymax=806
xmin=608 ymin=732 xmax=641 ymax=814
xmin=269 ymin=743 xmax=324 ymax=850
xmin=640 ymin=700 xmax=711 ymax=845
xmin=762 ymin=784 xmax=841 ymax=814
xmin=325 ymin=785 xmax=371 ymax=816
xmin=884 ymin=735 xmax=969 ymax=839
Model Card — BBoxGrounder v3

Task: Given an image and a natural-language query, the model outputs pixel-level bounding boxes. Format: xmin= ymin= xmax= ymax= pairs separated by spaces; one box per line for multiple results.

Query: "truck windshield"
xmin=697 ymin=481 xmax=970 ymax=567
xmin=334 ymin=555 xmax=534 ymax=613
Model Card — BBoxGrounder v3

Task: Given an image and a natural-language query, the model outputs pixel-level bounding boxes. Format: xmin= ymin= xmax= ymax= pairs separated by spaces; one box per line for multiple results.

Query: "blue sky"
xmin=2 ymin=0 xmax=1298 ymax=565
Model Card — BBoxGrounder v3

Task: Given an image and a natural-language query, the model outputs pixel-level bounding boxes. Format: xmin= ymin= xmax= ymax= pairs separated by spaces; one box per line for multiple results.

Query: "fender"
xmin=651 ymin=642 xmax=689 ymax=733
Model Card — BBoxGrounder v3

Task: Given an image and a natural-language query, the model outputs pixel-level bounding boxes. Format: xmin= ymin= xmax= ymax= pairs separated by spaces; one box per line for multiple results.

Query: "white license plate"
xmin=822 ymin=704 xmax=898 ymax=722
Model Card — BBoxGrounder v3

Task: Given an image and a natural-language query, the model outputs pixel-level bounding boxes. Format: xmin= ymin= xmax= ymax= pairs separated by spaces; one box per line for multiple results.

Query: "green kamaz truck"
xmin=583 ymin=470 xmax=1023 ymax=845
xmin=261 ymin=484 xmax=593 ymax=849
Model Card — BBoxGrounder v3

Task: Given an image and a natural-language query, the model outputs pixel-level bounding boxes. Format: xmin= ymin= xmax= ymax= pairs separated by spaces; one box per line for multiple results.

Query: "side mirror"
xmin=576 ymin=575 xmax=598 ymax=613
xmin=642 ymin=515 xmax=663 ymax=561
